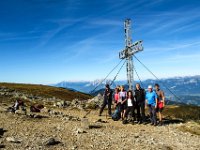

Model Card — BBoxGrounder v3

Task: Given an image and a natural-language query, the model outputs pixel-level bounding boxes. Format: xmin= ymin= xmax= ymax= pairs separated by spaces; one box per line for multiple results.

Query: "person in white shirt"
xmin=123 ymin=90 xmax=135 ymax=122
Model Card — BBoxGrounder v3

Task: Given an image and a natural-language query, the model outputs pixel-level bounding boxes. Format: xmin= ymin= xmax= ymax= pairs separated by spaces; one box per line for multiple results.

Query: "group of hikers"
xmin=7 ymin=83 xmax=165 ymax=126
xmin=99 ymin=83 xmax=165 ymax=126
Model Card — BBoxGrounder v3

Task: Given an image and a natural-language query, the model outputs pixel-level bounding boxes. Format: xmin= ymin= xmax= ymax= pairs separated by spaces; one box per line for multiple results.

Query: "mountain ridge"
xmin=54 ymin=75 xmax=200 ymax=106
xmin=0 ymin=82 xmax=92 ymax=102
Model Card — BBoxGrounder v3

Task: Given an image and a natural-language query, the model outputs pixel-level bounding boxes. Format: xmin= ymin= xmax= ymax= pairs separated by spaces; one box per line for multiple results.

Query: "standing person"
xmin=155 ymin=83 xmax=165 ymax=126
xmin=116 ymin=85 xmax=121 ymax=91
xmin=123 ymin=90 xmax=135 ymax=123
xmin=119 ymin=85 xmax=127 ymax=120
xmin=114 ymin=87 xmax=120 ymax=109
xmin=99 ymin=84 xmax=112 ymax=116
xmin=145 ymin=85 xmax=158 ymax=126
xmin=134 ymin=83 xmax=146 ymax=124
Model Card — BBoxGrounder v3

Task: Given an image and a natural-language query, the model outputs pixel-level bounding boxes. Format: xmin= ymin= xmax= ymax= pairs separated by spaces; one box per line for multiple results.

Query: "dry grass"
xmin=0 ymin=82 xmax=92 ymax=101
xmin=178 ymin=122 xmax=200 ymax=135
xmin=163 ymin=105 xmax=200 ymax=121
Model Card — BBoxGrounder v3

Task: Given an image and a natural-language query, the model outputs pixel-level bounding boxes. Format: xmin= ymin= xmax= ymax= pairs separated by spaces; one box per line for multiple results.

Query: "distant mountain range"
xmin=53 ymin=79 xmax=130 ymax=93
xmin=53 ymin=75 xmax=200 ymax=106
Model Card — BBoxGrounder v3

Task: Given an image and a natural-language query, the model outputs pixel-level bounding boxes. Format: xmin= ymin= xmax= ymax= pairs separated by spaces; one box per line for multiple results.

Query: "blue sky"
xmin=0 ymin=0 xmax=200 ymax=84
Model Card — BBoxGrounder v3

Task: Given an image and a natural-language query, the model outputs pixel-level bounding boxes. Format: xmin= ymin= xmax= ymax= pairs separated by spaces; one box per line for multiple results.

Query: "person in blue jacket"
xmin=145 ymin=85 xmax=158 ymax=126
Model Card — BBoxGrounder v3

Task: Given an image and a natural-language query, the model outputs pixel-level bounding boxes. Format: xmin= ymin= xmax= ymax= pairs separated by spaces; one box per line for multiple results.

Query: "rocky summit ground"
xmin=0 ymin=103 xmax=200 ymax=150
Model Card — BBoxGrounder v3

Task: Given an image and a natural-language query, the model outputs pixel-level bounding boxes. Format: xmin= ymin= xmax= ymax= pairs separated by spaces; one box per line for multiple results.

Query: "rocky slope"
xmin=0 ymin=101 xmax=200 ymax=150
xmin=0 ymin=83 xmax=199 ymax=150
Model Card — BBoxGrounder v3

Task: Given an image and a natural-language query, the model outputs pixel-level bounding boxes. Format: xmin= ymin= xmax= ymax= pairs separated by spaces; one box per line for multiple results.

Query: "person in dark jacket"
xmin=99 ymin=84 xmax=112 ymax=116
xmin=134 ymin=83 xmax=146 ymax=123
xmin=30 ymin=104 xmax=44 ymax=112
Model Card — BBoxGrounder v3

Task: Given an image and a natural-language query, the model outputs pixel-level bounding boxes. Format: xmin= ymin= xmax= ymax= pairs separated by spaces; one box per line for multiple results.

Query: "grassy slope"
xmin=0 ymin=82 xmax=92 ymax=101
xmin=164 ymin=105 xmax=200 ymax=121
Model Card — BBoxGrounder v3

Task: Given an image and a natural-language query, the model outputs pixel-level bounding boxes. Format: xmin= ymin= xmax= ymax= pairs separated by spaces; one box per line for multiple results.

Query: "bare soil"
xmin=0 ymin=104 xmax=200 ymax=150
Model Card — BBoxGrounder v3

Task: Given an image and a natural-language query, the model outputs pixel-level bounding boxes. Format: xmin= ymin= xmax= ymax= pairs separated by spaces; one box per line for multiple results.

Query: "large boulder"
xmin=85 ymin=94 xmax=104 ymax=109
xmin=53 ymin=100 xmax=71 ymax=108
xmin=70 ymin=99 xmax=84 ymax=109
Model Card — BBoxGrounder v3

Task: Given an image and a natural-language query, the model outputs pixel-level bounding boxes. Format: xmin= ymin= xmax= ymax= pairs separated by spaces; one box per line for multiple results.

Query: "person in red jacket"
xmin=114 ymin=87 xmax=120 ymax=109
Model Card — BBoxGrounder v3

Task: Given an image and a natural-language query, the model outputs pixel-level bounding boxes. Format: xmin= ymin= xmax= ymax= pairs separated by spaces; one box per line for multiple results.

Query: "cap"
xmin=148 ymin=85 xmax=152 ymax=89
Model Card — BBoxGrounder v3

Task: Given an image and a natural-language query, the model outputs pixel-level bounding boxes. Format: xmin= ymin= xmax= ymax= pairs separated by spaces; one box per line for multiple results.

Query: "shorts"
xmin=156 ymin=101 xmax=164 ymax=112
xmin=120 ymin=103 xmax=127 ymax=111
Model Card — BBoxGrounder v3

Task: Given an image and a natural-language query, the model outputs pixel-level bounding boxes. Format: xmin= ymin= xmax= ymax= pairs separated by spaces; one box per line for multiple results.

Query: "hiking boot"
xmin=142 ymin=122 xmax=147 ymax=125
xmin=158 ymin=121 xmax=163 ymax=126
xmin=131 ymin=121 xmax=135 ymax=125
xmin=154 ymin=123 xmax=157 ymax=126
xmin=122 ymin=119 xmax=128 ymax=124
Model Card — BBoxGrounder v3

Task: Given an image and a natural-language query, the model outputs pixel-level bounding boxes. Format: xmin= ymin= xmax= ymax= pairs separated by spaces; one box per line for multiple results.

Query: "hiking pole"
xmin=106 ymin=107 xmax=108 ymax=120
xmin=83 ymin=109 xmax=92 ymax=118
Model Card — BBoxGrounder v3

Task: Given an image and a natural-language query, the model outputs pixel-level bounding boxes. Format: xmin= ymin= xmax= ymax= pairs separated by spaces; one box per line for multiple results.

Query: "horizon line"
xmin=0 ymin=75 xmax=199 ymax=85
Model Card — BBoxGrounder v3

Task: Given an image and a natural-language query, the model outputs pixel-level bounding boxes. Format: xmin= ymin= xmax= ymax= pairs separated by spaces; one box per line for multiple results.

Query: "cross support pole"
xmin=119 ymin=19 xmax=143 ymax=90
